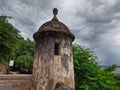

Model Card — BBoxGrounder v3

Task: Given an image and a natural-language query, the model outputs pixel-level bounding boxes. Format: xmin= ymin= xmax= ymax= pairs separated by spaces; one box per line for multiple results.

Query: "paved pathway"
xmin=0 ymin=83 xmax=12 ymax=90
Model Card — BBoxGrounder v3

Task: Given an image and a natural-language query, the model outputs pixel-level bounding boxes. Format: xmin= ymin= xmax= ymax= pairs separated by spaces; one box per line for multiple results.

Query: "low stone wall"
xmin=0 ymin=74 xmax=32 ymax=90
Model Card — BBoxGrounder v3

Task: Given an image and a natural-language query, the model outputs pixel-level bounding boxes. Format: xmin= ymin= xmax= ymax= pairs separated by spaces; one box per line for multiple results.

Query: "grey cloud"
xmin=0 ymin=0 xmax=120 ymax=66
xmin=19 ymin=0 xmax=56 ymax=11
xmin=71 ymin=0 xmax=120 ymax=65
xmin=0 ymin=0 xmax=5 ymax=9
xmin=75 ymin=0 xmax=120 ymax=25
xmin=0 ymin=0 xmax=58 ymax=38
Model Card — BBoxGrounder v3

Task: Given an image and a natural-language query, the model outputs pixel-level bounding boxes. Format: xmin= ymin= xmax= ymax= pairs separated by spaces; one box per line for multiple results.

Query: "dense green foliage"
xmin=13 ymin=38 xmax=35 ymax=69
xmin=104 ymin=64 xmax=117 ymax=72
xmin=73 ymin=44 xmax=120 ymax=90
xmin=0 ymin=16 xmax=22 ymax=62
xmin=0 ymin=15 xmax=34 ymax=69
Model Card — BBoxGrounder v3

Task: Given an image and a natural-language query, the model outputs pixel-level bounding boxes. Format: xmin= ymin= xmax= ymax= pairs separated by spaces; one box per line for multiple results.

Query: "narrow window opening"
xmin=54 ymin=43 xmax=60 ymax=55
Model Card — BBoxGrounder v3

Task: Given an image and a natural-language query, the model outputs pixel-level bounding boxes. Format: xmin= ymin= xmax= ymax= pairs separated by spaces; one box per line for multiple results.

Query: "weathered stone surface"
xmin=54 ymin=82 xmax=75 ymax=90
xmin=32 ymin=8 xmax=75 ymax=90
xmin=32 ymin=35 xmax=75 ymax=90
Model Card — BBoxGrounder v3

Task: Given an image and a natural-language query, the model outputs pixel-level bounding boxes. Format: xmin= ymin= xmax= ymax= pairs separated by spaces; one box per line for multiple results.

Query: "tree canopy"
xmin=0 ymin=16 xmax=22 ymax=62
xmin=13 ymin=38 xmax=35 ymax=69
xmin=0 ymin=15 xmax=34 ymax=70
xmin=73 ymin=44 xmax=120 ymax=90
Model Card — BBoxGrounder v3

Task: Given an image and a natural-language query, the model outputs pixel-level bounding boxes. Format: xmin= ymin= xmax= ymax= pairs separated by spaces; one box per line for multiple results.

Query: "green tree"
xmin=73 ymin=44 xmax=120 ymax=90
xmin=0 ymin=15 xmax=22 ymax=63
xmin=14 ymin=38 xmax=35 ymax=69
xmin=0 ymin=15 xmax=34 ymax=73
xmin=104 ymin=64 xmax=117 ymax=72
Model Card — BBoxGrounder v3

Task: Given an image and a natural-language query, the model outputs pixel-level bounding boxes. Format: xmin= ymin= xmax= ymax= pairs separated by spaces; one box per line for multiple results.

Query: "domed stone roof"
xmin=38 ymin=8 xmax=71 ymax=33
xmin=38 ymin=19 xmax=71 ymax=34
xmin=33 ymin=8 xmax=75 ymax=41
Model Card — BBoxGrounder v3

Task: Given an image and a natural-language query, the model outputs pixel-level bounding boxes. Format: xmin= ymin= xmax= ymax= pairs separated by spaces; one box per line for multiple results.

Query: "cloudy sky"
xmin=0 ymin=0 xmax=120 ymax=66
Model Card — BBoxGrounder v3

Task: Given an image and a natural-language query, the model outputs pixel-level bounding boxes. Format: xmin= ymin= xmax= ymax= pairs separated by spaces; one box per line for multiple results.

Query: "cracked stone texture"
xmin=32 ymin=34 xmax=75 ymax=90
xmin=32 ymin=8 xmax=75 ymax=90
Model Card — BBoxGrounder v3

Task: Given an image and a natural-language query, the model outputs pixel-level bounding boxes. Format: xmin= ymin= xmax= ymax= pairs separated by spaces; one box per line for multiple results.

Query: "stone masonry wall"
xmin=32 ymin=34 xmax=75 ymax=90
xmin=0 ymin=74 xmax=32 ymax=90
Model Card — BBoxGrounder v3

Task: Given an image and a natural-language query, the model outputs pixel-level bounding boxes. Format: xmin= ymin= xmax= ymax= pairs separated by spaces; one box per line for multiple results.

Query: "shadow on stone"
xmin=54 ymin=82 xmax=75 ymax=90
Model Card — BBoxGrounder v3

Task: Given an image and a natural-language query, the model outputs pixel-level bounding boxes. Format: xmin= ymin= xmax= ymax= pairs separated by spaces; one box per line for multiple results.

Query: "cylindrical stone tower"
xmin=32 ymin=8 xmax=75 ymax=90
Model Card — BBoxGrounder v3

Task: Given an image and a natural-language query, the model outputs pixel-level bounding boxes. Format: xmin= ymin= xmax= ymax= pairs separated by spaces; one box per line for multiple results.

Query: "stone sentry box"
xmin=32 ymin=8 xmax=75 ymax=90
